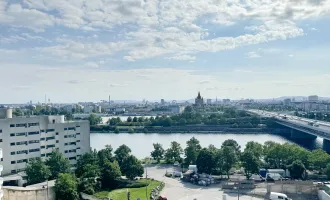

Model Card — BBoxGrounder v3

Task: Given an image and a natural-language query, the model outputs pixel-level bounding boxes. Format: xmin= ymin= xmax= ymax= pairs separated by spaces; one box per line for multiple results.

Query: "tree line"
xmin=26 ymin=145 xmax=144 ymax=200
xmin=150 ymin=138 xmax=330 ymax=180
xmin=103 ymin=106 xmax=271 ymax=128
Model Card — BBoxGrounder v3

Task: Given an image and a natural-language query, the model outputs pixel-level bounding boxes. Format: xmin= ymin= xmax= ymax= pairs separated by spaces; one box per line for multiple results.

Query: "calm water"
xmin=90 ymin=133 xmax=323 ymax=158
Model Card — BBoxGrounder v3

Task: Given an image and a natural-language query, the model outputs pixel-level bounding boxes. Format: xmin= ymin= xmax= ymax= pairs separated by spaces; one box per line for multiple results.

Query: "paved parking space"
xmin=145 ymin=165 xmax=265 ymax=200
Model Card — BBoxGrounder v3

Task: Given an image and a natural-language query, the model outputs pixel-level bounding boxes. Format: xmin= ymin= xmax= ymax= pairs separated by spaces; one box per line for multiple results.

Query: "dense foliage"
xmin=55 ymin=173 xmax=79 ymax=200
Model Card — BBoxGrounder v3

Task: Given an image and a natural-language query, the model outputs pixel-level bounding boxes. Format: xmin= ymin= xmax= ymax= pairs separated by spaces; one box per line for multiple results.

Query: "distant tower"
xmin=109 ymin=95 xmax=111 ymax=107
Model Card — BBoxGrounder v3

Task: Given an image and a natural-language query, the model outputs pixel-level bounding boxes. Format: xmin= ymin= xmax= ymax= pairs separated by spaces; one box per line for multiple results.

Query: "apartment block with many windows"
xmin=0 ymin=108 xmax=90 ymax=176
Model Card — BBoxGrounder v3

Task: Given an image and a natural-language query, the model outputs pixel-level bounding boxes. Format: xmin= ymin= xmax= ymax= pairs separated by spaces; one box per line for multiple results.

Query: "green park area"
xmin=94 ymin=179 xmax=161 ymax=200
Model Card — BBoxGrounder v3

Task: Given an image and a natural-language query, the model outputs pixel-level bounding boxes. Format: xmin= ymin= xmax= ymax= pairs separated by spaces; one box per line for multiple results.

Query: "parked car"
xmin=269 ymin=192 xmax=292 ymax=200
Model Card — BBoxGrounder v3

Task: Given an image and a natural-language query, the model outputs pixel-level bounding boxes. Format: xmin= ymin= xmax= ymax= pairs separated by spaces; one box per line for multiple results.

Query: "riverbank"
xmin=90 ymin=124 xmax=280 ymax=134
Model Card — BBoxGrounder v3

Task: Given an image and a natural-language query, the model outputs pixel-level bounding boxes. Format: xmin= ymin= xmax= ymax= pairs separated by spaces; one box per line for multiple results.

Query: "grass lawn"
xmin=94 ymin=179 xmax=161 ymax=200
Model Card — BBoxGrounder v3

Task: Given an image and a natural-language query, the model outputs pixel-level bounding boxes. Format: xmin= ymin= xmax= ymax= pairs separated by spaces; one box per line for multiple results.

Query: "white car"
xmin=269 ymin=192 xmax=292 ymax=200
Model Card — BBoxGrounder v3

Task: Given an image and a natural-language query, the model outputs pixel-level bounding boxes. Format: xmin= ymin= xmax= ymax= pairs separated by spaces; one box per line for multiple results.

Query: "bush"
xmin=128 ymin=128 xmax=134 ymax=134
xmin=114 ymin=179 xmax=148 ymax=188
xmin=114 ymin=127 xmax=120 ymax=134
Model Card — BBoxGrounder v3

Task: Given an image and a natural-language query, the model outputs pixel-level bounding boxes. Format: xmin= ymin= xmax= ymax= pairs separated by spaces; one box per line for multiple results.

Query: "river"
xmin=90 ymin=133 xmax=323 ymax=158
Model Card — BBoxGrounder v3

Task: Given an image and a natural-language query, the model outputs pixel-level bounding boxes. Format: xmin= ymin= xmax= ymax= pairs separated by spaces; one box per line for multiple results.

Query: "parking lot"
xmin=145 ymin=165 xmax=265 ymax=200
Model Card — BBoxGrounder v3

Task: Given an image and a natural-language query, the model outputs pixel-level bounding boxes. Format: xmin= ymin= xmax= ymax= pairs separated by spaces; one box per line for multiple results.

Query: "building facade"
xmin=0 ymin=108 xmax=90 ymax=176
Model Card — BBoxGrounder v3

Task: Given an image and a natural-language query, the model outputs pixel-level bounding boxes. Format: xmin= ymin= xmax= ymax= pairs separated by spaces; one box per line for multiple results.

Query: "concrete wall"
xmin=318 ymin=190 xmax=330 ymax=200
xmin=3 ymin=186 xmax=55 ymax=200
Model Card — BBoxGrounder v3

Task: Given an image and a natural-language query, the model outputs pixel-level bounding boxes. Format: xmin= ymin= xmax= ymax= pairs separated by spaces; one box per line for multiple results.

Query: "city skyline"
xmin=1 ymin=0 xmax=330 ymax=103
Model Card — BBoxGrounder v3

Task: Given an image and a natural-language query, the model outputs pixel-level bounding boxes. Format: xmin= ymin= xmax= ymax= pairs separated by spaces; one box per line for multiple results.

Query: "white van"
xmin=269 ymin=192 xmax=292 ymax=200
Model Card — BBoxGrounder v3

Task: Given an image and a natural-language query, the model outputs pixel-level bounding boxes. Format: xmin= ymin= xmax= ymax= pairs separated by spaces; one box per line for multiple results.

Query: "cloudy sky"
xmin=1 ymin=0 xmax=330 ymax=103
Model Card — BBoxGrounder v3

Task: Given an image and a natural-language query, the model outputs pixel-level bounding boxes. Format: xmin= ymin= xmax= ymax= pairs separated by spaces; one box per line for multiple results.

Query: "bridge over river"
xmin=248 ymin=109 xmax=330 ymax=152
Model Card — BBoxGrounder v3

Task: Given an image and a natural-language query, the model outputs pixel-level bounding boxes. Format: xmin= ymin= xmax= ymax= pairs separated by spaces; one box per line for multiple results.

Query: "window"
xmin=64 ymin=143 xmax=68 ymax=146
xmin=11 ymin=151 xmax=15 ymax=155
xmin=17 ymin=159 xmax=28 ymax=163
xmin=76 ymin=147 xmax=81 ymax=150
xmin=41 ymin=146 xmax=45 ymax=149
xmin=46 ymin=144 xmax=55 ymax=148
xmin=41 ymin=138 xmax=45 ymax=141
xmin=28 ymin=123 xmax=39 ymax=127
xmin=41 ymin=154 xmax=45 ymax=157
xmin=29 ymin=148 xmax=40 ymax=153
xmin=29 ymin=140 xmax=39 ymax=144
xmin=46 ymin=129 xmax=54 ymax=133
xmin=46 ymin=153 xmax=52 ymax=156
xmin=76 ymin=125 xmax=80 ymax=128
xmin=16 ymin=141 xmax=27 ymax=145
xmin=65 ymin=128 xmax=68 ymax=130
xmin=11 ymin=161 xmax=16 ymax=164
xmin=11 ymin=170 xmax=16 ymax=174
xmin=64 ymin=134 xmax=75 ymax=138
xmin=76 ymin=133 xmax=80 ymax=135
xmin=17 ymin=150 xmax=28 ymax=154
xmin=10 ymin=133 xmax=15 ymax=137
xmin=0 ymin=129 xmax=2 ymax=133
xmin=52 ymin=119 xmax=55 ymax=124
xmin=16 ymin=132 xmax=26 ymax=136
xmin=28 ymin=131 xmax=39 ymax=135
xmin=16 ymin=123 xmax=27 ymax=128
xmin=10 ymin=124 xmax=15 ymax=127
xmin=68 ymin=127 xmax=75 ymax=131
xmin=10 ymin=142 xmax=15 ymax=146
xmin=0 ymin=139 xmax=2 ymax=142
xmin=41 ymin=130 xmax=45 ymax=133
xmin=69 ymin=157 xmax=76 ymax=160
xmin=76 ymin=140 xmax=80 ymax=142
xmin=0 ymin=158 xmax=2 ymax=161
xmin=56 ymin=140 xmax=59 ymax=143
xmin=65 ymin=150 xmax=68 ymax=153
xmin=70 ymin=142 xmax=76 ymax=145
xmin=69 ymin=149 xmax=76 ymax=153
xmin=46 ymin=136 xmax=55 ymax=141
xmin=56 ymin=132 xmax=59 ymax=135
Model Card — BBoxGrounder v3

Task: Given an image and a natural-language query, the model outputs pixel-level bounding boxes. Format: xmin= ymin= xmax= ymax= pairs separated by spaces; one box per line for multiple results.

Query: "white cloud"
xmin=288 ymin=54 xmax=294 ymax=57
xmin=246 ymin=52 xmax=261 ymax=58
xmin=165 ymin=54 xmax=196 ymax=61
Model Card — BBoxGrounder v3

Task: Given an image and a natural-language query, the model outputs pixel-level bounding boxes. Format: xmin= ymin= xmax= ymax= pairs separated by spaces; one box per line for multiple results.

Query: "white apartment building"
xmin=0 ymin=108 xmax=90 ymax=176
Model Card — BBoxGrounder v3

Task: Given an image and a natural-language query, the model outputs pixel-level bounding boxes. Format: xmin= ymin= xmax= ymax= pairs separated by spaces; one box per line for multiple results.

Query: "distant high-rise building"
xmin=308 ymin=95 xmax=319 ymax=102
xmin=161 ymin=99 xmax=165 ymax=105
xmin=207 ymin=99 xmax=212 ymax=105
xmin=283 ymin=98 xmax=291 ymax=106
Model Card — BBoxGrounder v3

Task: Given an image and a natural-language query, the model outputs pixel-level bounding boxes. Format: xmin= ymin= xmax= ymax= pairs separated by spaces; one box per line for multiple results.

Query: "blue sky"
xmin=0 ymin=0 xmax=330 ymax=103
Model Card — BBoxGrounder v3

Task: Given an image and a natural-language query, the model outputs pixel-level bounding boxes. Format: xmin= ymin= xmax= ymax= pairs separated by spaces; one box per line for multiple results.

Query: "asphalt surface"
xmin=145 ymin=165 xmax=266 ymax=200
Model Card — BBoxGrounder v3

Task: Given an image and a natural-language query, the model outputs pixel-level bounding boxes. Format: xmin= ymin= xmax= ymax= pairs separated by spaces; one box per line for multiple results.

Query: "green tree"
xmin=55 ymin=173 xmax=79 ymax=200
xmin=75 ymin=150 xmax=99 ymax=178
xmin=151 ymin=143 xmax=165 ymax=163
xmin=98 ymin=145 xmax=114 ymax=167
xmin=13 ymin=108 xmax=23 ymax=116
xmin=308 ymin=149 xmax=330 ymax=172
xmin=222 ymin=146 xmax=237 ymax=178
xmin=241 ymin=150 xmax=260 ymax=179
xmin=196 ymin=148 xmax=215 ymax=174
xmin=245 ymin=141 xmax=263 ymax=159
xmin=133 ymin=117 xmax=138 ymax=122
xmin=165 ymin=141 xmax=183 ymax=163
xmin=26 ymin=158 xmax=51 ymax=185
xmin=128 ymin=127 xmax=134 ymax=133
xmin=88 ymin=114 xmax=102 ymax=125
xmin=184 ymin=106 xmax=193 ymax=113
xmin=121 ymin=155 xmax=144 ymax=180
xmin=45 ymin=151 xmax=71 ymax=179
xmin=222 ymin=139 xmax=241 ymax=153
xmin=138 ymin=117 xmax=144 ymax=122
xmin=184 ymin=137 xmax=202 ymax=165
xmin=100 ymin=160 xmax=122 ymax=188
xmin=288 ymin=160 xmax=306 ymax=179
xmin=326 ymin=163 xmax=330 ymax=179
xmin=127 ymin=116 xmax=132 ymax=122
xmin=114 ymin=144 xmax=132 ymax=168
